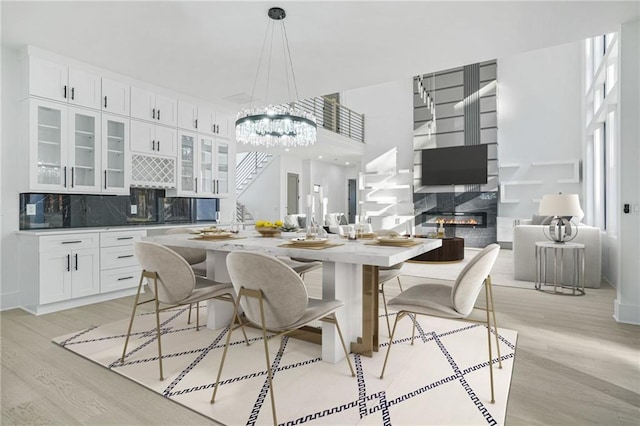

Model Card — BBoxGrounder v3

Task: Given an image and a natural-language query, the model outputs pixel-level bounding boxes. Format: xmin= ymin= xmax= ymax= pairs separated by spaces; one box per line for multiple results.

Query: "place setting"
xmin=190 ymin=227 xmax=243 ymax=241
xmin=367 ymin=234 xmax=420 ymax=247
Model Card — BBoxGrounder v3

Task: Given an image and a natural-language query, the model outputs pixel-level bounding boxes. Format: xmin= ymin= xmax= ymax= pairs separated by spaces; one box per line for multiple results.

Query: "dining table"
xmin=146 ymin=230 xmax=441 ymax=363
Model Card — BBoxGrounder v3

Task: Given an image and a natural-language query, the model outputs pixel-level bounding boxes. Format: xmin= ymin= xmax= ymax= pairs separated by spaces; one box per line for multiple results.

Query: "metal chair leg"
xmin=484 ymin=279 xmax=495 ymax=403
xmin=397 ymin=276 xmax=403 ymax=292
xmin=121 ymin=273 xmax=145 ymax=363
xmin=380 ymin=283 xmax=392 ymax=336
xmin=211 ymin=296 xmax=242 ymax=404
xmin=380 ymin=312 xmax=403 ymax=379
xmin=325 ymin=313 xmax=356 ymax=377
xmin=487 ymin=275 xmax=502 ymax=369
xmin=256 ymin=293 xmax=278 ymax=426
xmin=153 ymin=278 xmax=164 ymax=381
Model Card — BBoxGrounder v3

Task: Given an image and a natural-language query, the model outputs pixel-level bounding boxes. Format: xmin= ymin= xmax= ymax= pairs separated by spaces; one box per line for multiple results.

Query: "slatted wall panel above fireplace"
xmin=412 ymin=61 xmax=498 ymax=247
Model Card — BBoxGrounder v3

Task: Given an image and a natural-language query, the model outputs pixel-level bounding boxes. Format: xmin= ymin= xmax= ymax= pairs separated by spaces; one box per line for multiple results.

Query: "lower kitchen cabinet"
xmin=18 ymin=229 xmax=146 ymax=315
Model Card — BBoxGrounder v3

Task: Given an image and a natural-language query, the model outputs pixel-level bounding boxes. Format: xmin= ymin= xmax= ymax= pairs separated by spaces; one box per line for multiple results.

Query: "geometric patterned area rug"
xmin=53 ymin=307 xmax=517 ymax=425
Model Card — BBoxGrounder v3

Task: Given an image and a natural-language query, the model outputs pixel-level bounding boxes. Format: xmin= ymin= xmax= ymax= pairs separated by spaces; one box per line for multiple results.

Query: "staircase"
xmin=234 ymin=151 xmax=274 ymax=223
xmin=235 ymin=151 xmax=273 ymax=197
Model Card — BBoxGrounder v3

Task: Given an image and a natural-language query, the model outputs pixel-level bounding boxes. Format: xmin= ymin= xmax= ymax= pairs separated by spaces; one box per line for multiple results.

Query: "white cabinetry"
xmin=130 ymin=120 xmax=177 ymax=157
xmin=197 ymin=106 xmax=230 ymax=137
xmin=167 ymin=132 xmax=228 ymax=197
xmin=101 ymin=114 xmax=130 ymax=194
xmin=131 ymin=86 xmax=177 ymax=127
xmin=18 ymin=229 xmax=146 ymax=315
xmin=22 ymin=99 xmax=102 ymax=193
xmin=34 ymin=233 xmax=100 ymax=306
xmin=25 ymin=56 xmax=101 ymax=109
xmin=213 ymin=138 xmax=230 ymax=196
xmin=100 ymin=230 xmax=146 ymax=293
xmin=101 ymin=78 xmax=130 ymax=116
xmin=177 ymin=101 xmax=230 ymax=137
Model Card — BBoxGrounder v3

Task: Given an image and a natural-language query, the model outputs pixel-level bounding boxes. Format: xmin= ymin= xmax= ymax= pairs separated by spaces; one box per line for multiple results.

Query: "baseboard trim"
xmin=613 ymin=299 xmax=640 ymax=325
xmin=0 ymin=291 xmax=21 ymax=311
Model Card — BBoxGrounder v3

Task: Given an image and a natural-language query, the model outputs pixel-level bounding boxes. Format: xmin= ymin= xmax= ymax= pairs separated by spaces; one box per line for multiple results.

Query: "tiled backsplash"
xmin=19 ymin=188 xmax=219 ymax=230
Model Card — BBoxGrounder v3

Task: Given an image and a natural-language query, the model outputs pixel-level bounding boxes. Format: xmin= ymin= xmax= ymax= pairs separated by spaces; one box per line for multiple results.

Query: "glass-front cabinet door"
xmin=101 ymin=114 xmax=130 ymax=194
xmin=214 ymin=140 xmax=229 ymax=196
xmin=178 ymin=131 xmax=197 ymax=195
xmin=199 ymin=135 xmax=214 ymax=195
xmin=31 ymin=99 xmax=68 ymax=191
xmin=68 ymin=107 xmax=101 ymax=192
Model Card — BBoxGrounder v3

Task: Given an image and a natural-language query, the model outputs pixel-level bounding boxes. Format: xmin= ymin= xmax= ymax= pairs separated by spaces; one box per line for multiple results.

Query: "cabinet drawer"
xmin=101 ymin=266 xmax=140 ymax=293
xmin=101 ymin=245 xmax=139 ymax=270
xmin=39 ymin=233 xmax=99 ymax=252
xmin=101 ymin=230 xmax=147 ymax=248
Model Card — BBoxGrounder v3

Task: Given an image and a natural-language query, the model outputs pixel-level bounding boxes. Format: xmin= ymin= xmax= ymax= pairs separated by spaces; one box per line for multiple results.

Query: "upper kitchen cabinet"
xmin=130 ymin=120 xmax=177 ymax=157
xmin=101 ymin=78 xmax=130 ymax=116
xmin=21 ymin=98 xmax=102 ymax=193
xmin=23 ymin=56 xmax=102 ymax=110
xmin=178 ymin=102 xmax=230 ymax=138
xmin=131 ymin=86 xmax=177 ymax=127
xmin=101 ymin=114 xmax=131 ymax=195
xmin=177 ymin=100 xmax=198 ymax=131
xmin=197 ymin=106 xmax=230 ymax=138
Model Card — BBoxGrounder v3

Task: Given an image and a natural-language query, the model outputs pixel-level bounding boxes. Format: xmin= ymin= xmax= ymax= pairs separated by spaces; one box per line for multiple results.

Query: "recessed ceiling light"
xmin=285 ymin=148 xmax=290 ymax=152
xmin=345 ymin=162 xmax=350 ymax=165
xmin=318 ymin=155 xmax=323 ymax=159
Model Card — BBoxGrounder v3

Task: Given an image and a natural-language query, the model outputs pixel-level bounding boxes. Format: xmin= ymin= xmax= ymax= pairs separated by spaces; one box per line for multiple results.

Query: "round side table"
xmin=535 ymin=241 xmax=585 ymax=296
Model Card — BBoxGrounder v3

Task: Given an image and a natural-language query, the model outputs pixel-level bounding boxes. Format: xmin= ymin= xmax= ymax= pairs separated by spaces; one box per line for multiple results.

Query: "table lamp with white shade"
xmin=538 ymin=193 xmax=584 ymax=243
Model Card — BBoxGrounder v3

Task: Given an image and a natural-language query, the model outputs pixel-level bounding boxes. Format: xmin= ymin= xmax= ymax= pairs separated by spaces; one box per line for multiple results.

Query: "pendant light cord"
xmin=248 ymin=20 xmax=272 ymax=109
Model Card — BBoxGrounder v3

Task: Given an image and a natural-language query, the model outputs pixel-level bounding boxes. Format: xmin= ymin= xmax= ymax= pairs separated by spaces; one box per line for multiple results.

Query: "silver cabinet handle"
xmin=152 ymin=108 xmax=156 ymax=119
xmin=104 ymin=170 xmax=108 ymax=189
xmin=66 ymin=254 xmax=70 ymax=271
xmin=63 ymin=166 xmax=67 ymax=187
xmin=117 ymin=276 xmax=134 ymax=281
xmin=116 ymin=237 xmax=133 ymax=240
xmin=71 ymin=167 xmax=75 ymax=188
xmin=61 ymin=240 xmax=82 ymax=244
xmin=74 ymin=253 xmax=78 ymax=270
xmin=117 ymin=255 xmax=134 ymax=259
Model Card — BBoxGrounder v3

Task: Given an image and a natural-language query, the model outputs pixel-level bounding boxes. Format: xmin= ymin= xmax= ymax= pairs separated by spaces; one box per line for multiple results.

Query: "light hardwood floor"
xmin=1 ymin=273 xmax=639 ymax=425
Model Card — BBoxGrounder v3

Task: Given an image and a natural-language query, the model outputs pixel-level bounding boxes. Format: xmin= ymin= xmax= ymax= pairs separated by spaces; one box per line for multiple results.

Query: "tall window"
xmin=584 ymin=33 xmax=618 ymax=232
xmin=592 ymin=126 xmax=605 ymax=230
xmin=606 ymin=111 xmax=617 ymax=235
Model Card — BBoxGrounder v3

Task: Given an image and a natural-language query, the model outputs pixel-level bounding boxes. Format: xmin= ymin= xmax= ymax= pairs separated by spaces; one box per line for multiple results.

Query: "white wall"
xmin=309 ymin=160 xmax=348 ymax=217
xmin=497 ymin=40 xmax=584 ymax=224
xmin=1 ymin=47 xmax=22 ymax=310
xmin=341 ymin=79 xmax=414 ymax=172
xmin=615 ymin=19 xmax=640 ymax=324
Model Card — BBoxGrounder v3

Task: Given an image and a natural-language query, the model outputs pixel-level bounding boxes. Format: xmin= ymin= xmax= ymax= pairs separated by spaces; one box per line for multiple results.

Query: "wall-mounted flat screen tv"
xmin=421 ymin=144 xmax=488 ymax=185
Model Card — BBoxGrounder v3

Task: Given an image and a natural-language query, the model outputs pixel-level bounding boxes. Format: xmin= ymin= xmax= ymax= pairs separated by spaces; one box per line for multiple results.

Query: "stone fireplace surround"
xmin=413 ymin=191 xmax=498 ymax=248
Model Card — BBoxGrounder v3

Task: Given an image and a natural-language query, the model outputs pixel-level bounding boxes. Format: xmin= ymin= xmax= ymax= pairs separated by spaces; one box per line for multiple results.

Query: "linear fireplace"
xmin=422 ymin=212 xmax=487 ymax=228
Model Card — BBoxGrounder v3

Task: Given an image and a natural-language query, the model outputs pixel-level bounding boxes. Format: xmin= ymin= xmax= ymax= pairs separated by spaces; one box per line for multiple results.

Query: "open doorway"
xmin=348 ymin=178 xmax=357 ymax=223
xmin=287 ymin=173 xmax=299 ymax=215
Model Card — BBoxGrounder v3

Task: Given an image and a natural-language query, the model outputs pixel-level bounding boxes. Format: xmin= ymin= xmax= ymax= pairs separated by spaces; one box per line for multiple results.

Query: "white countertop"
xmin=15 ymin=222 xmax=219 ymax=236
xmin=147 ymin=232 xmax=442 ymax=267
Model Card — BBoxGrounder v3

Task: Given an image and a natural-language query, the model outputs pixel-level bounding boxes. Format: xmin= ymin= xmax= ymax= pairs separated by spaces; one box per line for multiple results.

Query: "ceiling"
xmin=2 ymin=1 xmax=638 ymax=164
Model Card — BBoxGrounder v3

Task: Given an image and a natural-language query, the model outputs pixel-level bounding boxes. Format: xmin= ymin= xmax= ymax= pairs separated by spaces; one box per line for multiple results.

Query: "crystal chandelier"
xmin=235 ymin=7 xmax=317 ymax=148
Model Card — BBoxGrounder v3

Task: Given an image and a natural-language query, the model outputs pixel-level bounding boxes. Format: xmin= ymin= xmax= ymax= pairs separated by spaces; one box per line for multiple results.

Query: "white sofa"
xmin=513 ymin=223 xmax=602 ymax=288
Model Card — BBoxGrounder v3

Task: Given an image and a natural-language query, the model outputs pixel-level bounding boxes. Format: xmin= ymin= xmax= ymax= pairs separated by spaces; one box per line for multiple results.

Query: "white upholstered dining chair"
xmin=122 ymin=241 xmax=246 ymax=381
xmin=210 ymin=251 xmax=355 ymax=425
xmin=379 ymin=243 xmax=502 ymax=403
